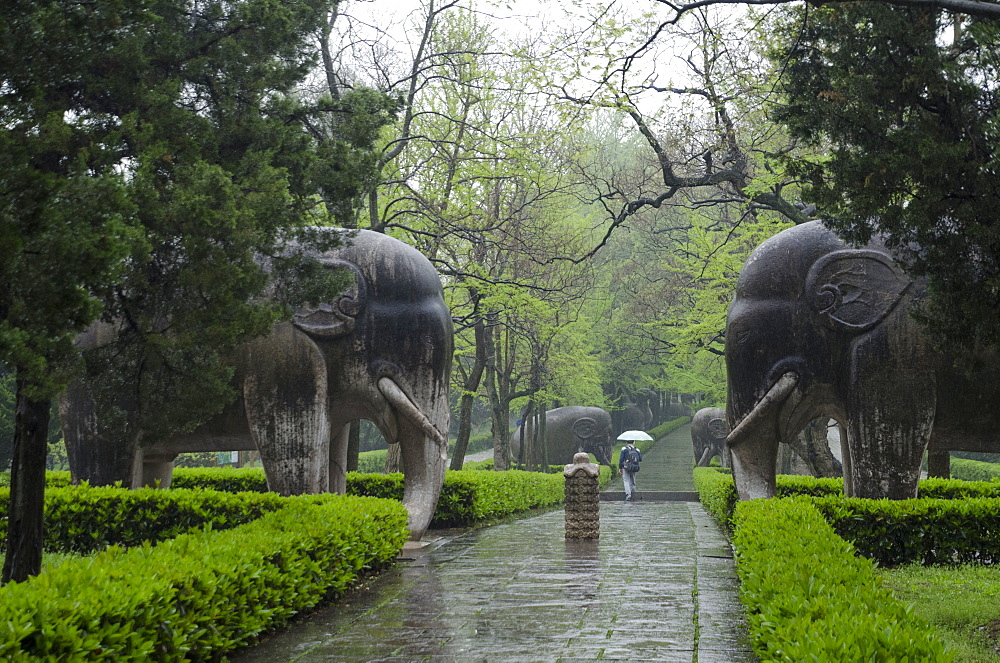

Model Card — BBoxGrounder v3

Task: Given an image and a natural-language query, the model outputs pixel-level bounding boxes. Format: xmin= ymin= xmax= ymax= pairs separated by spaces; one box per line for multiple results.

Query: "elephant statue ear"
xmin=707 ymin=418 xmax=728 ymax=440
xmin=293 ymin=259 xmax=368 ymax=338
xmin=571 ymin=417 xmax=598 ymax=439
xmin=805 ymin=249 xmax=911 ymax=333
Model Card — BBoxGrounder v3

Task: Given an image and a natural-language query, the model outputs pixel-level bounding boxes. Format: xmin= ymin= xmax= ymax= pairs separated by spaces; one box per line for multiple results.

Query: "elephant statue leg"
xmin=140 ymin=450 xmax=178 ymax=489
xmin=329 ymin=422 xmax=351 ymax=494
xmin=242 ymin=323 xmax=331 ymax=495
xmin=847 ymin=354 xmax=936 ymax=498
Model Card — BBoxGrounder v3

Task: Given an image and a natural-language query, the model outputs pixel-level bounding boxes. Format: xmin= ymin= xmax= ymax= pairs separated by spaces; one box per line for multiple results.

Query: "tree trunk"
xmin=346 ymin=419 xmax=360 ymax=472
xmin=539 ymin=401 xmax=548 ymax=468
xmin=449 ymin=318 xmax=487 ymax=471
xmin=2 ymin=379 xmax=49 ymax=585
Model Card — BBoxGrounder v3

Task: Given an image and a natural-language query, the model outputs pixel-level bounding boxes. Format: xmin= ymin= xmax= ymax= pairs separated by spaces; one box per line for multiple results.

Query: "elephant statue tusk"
xmin=377 ymin=377 xmax=447 ymax=449
xmin=727 ymin=372 xmax=799 ymax=448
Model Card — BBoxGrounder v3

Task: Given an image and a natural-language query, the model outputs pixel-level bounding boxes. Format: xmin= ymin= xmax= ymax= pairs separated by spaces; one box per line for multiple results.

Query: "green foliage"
xmin=0 ymin=494 xmax=408 ymax=661
xmin=170 ymin=467 xmax=269 ymax=493
xmin=0 ymin=369 xmax=12 ymax=470
xmin=732 ymin=498 xmax=953 ymax=662
xmin=646 ymin=416 xmax=691 ymax=441
xmin=811 ymin=495 xmax=1000 ymax=567
xmin=164 ymin=466 xmax=566 ymax=528
xmin=693 ymin=467 xmax=737 ymax=528
xmin=770 ymin=4 xmax=1000 ymax=356
xmin=0 ymin=485 xmax=289 ymax=554
xmin=950 ymin=457 xmax=1000 ymax=482
xmin=356 ymin=449 xmax=387 ymax=474
xmin=349 ymin=470 xmax=565 ymax=528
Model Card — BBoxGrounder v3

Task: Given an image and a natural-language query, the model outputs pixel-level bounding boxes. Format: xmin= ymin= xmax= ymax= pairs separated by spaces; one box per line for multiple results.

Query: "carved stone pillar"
xmin=564 ymin=452 xmax=600 ymax=540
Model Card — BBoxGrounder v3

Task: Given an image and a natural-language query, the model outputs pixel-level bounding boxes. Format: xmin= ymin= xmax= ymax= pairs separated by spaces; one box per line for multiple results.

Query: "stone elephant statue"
xmin=60 ymin=229 xmax=453 ymax=539
xmin=725 ymin=220 xmax=1000 ymax=501
xmin=620 ymin=388 xmax=656 ymax=433
xmin=691 ymin=407 xmax=729 ymax=467
xmin=510 ymin=406 xmax=614 ymax=467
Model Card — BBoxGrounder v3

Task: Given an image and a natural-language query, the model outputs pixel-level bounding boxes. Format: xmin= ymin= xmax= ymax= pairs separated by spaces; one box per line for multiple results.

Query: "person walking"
xmin=618 ymin=440 xmax=642 ymax=501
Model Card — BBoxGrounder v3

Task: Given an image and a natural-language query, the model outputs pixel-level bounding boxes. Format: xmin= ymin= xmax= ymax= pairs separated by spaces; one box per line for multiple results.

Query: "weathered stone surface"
xmin=565 ymin=452 xmax=600 ymax=540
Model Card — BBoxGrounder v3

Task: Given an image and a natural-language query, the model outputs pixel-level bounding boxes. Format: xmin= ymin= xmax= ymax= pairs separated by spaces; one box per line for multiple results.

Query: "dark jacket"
xmin=619 ymin=444 xmax=642 ymax=472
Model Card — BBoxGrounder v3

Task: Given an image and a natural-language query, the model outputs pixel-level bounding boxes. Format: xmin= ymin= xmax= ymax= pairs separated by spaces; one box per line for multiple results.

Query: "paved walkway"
xmin=232 ymin=424 xmax=756 ymax=662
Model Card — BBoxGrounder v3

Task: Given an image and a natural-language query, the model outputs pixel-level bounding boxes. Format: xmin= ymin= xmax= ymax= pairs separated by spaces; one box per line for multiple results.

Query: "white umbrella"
xmin=617 ymin=430 xmax=653 ymax=441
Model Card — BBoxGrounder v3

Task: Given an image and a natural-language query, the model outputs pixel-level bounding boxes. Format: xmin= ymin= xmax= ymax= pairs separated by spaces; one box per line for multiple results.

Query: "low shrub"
xmin=810 ymin=495 xmax=1000 ymax=567
xmin=0 ymin=495 xmax=408 ymax=661
xmin=348 ymin=469 xmax=564 ymax=527
xmin=356 ymin=449 xmax=387 ymax=474
xmin=949 ymin=457 xmax=1000 ymax=483
xmin=692 ymin=467 xmax=735 ymax=526
xmin=0 ymin=485 xmax=289 ymax=554
xmin=732 ymin=498 xmax=953 ymax=662
xmin=171 ymin=467 xmax=268 ymax=492
xmin=646 ymin=416 xmax=691 ymax=441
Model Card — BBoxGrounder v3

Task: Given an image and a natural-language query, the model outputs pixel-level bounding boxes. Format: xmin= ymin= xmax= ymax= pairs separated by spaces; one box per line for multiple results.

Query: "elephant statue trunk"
xmin=726 ymin=373 xmax=799 ymax=499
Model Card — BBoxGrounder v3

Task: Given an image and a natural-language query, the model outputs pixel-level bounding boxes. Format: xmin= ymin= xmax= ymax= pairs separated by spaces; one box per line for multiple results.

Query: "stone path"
xmin=231 ymin=424 xmax=757 ymax=662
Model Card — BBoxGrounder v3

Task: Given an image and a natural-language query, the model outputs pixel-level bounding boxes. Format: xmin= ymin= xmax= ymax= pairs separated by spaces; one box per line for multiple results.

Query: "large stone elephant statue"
xmin=691 ymin=407 xmax=729 ymax=467
xmin=510 ymin=406 xmax=614 ymax=467
xmin=60 ymin=229 xmax=453 ymax=539
xmin=725 ymin=220 xmax=1000 ymax=501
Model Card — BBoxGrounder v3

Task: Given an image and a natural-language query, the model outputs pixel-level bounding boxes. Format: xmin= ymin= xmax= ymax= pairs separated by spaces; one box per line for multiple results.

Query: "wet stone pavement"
xmin=231 ymin=425 xmax=757 ymax=662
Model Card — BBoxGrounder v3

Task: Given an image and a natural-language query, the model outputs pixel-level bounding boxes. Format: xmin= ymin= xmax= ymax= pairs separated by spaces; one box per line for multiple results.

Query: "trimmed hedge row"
xmin=646 ymin=415 xmax=691 ymax=441
xmin=349 ymin=470 xmax=565 ymax=527
xmin=32 ymin=466 xmax=568 ymax=531
xmin=810 ymin=495 xmax=1000 ymax=567
xmin=732 ymin=498 xmax=952 ymax=662
xmin=950 ymin=456 xmax=1000 ymax=482
xmin=692 ymin=468 xmax=1000 ymax=529
xmin=0 ymin=494 xmax=408 ymax=661
xmin=0 ymin=486 xmax=288 ymax=554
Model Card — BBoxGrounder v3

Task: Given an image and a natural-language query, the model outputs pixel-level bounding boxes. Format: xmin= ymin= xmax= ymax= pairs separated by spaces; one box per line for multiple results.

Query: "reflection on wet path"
xmin=231 ymin=499 xmax=755 ymax=662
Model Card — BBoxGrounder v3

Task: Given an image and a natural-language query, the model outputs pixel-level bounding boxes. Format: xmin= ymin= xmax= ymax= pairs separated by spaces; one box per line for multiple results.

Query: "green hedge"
xmin=732 ymin=498 xmax=953 ymax=662
xmin=0 ymin=485 xmax=288 ymax=554
xmin=28 ymin=465 xmax=568 ymax=534
xmin=950 ymin=456 xmax=1000 ymax=482
xmin=646 ymin=416 xmax=691 ymax=441
xmin=349 ymin=469 xmax=565 ymax=527
xmin=0 ymin=495 xmax=407 ymax=661
xmin=692 ymin=469 xmax=1000 ymax=529
xmin=810 ymin=495 xmax=1000 ymax=567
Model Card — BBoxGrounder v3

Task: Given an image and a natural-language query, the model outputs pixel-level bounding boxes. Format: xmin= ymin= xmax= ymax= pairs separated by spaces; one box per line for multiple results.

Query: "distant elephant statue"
xmin=60 ymin=229 xmax=453 ymax=539
xmin=725 ymin=220 xmax=1000 ymax=501
xmin=510 ymin=406 xmax=614 ymax=467
xmin=691 ymin=407 xmax=729 ymax=467
xmin=621 ymin=388 xmax=655 ymax=432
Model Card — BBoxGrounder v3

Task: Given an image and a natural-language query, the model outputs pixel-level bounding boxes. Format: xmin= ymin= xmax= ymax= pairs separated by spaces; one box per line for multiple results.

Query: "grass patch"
xmin=877 ymin=563 xmax=1000 ymax=662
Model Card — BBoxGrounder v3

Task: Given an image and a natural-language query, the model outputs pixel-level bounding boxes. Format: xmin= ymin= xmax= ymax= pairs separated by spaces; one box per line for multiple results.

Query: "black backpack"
xmin=622 ymin=447 xmax=640 ymax=473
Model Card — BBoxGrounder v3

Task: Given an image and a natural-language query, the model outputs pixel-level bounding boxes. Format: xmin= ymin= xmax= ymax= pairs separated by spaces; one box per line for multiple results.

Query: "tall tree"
xmin=768 ymin=3 xmax=1000 ymax=357
xmin=0 ymin=0 xmax=391 ymax=583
